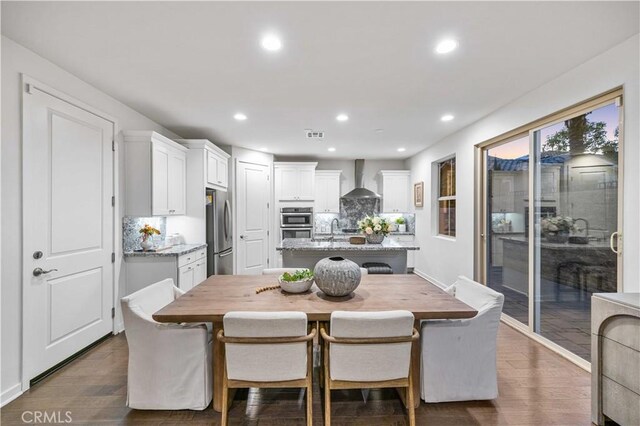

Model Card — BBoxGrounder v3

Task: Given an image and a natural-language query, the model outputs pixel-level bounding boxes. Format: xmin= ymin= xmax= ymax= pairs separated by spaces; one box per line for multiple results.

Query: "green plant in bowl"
xmin=395 ymin=217 xmax=406 ymax=225
xmin=279 ymin=269 xmax=315 ymax=293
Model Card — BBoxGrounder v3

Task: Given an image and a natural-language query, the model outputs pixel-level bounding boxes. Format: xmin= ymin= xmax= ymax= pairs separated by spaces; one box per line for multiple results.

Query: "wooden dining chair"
xmin=217 ymin=311 xmax=316 ymax=426
xmin=320 ymin=310 xmax=419 ymax=426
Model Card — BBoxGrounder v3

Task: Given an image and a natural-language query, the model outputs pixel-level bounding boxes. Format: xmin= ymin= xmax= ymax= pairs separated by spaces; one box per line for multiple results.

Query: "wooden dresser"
xmin=591 ymin=293 xmax=640 ymax=425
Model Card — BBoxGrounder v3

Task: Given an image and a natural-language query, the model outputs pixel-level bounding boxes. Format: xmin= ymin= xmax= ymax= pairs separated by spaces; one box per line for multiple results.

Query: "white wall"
xmin=407 ymin=34 xmax=640 ymax=292
xmin=1 ymin=36 xmax=181 ymax=403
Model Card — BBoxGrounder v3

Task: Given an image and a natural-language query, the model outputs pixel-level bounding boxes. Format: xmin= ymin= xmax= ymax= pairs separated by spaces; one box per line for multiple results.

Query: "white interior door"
xmin=236 ymin=161 xmax=270 ymax=274
xmin=23 ymin=81 xmax=114 ymax=381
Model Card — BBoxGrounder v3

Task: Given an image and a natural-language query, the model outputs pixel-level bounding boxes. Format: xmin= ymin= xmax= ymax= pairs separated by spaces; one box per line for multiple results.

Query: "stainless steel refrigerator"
xmin=206 ymin=189 xmax=233 ymax=276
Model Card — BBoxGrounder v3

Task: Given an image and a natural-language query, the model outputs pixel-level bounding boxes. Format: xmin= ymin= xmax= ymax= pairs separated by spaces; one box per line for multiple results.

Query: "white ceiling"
xmin=2 ymin=1 xmax=638 ymax=159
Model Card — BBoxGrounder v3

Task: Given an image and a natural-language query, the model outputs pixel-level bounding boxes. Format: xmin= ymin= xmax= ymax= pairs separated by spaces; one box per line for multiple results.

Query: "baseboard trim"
xmin=412 ymin=269 xmax=448 ymax=289
xmin=1 ymin=383 xmax=23 ymax=407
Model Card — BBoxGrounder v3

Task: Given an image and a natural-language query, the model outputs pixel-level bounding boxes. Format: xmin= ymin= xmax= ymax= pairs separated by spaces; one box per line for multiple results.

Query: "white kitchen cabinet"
xmin=315 ymin=170 xmax=342 ymax=213
xmin=178 ymin=256 xmax=207 ymax=292
xmin=177 ymin=139 xmax=229 ymax=193
xmin=275 ymin=162 xmax=317 ymax=201
xmin=175 ymin=139 xmax=230 ymax=244
xmin=379 ymin=171 xmax=411 ymax=213
xmin=491 ymin=173 xmax=515 ymax=213
xmin=125 ymin=247 xmax=207 ymax=294
xmin=205 ymin=147 xmax=230 ymax=190
xmin=124 ymin=131 xmax=188 ymax=216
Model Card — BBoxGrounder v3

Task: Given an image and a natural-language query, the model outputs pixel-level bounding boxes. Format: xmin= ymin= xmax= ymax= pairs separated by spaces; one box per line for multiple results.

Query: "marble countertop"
xmin=277 ymin=238 xmax=420 ymax=251
xmin=124 ymin=243 xmax=207 ymax=258
xmin=499 ymin=235 xmax=611 ymax=249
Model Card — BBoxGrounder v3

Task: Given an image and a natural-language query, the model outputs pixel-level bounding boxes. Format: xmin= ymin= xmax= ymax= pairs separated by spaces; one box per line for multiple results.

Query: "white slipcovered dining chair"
xmin=420 ymin=276 xmax=504 ymax=402
xmin=120 ymin=278 xmax=212 ymax=410
xmin=218 ymin=311 xmax=315 ymax=426
xmin=320 ymin=310 xmax=418 ymax=426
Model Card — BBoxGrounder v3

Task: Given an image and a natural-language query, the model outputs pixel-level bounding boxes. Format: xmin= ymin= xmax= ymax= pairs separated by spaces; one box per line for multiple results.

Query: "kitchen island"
xmin=277 ymin=238 xmax=420 ymax=273
xmin=501 ymin=236 xmax=616 ymax=298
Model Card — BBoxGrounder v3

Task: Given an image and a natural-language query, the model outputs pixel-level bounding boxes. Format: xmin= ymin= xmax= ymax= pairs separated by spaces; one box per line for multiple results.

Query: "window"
xmin=438 ymin=157 xmax=456 ymax=236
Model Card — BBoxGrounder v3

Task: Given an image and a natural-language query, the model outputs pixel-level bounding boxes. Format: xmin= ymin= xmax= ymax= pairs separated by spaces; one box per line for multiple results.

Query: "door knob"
xmin=240 ymin=235 xmax=246 ymax=240
xmin=33 ymin=267 xmax=58 ymax=277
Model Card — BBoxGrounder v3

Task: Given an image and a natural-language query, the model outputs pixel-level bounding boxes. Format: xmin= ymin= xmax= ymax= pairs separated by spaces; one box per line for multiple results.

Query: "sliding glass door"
xmin=532 ymin=101 xmax=620 ymax=361
xmin=485 ymin=135 xmax=530 ymax=324
xmin=481 ymin=93 xmax=622 ymax=363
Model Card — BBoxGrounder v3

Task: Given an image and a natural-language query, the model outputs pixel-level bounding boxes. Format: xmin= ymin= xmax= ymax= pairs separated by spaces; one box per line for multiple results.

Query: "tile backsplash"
xmin=123 ymin=216 xmax=167 ymax=252
xmin=315 ymin=211 xmax=415 ymax=234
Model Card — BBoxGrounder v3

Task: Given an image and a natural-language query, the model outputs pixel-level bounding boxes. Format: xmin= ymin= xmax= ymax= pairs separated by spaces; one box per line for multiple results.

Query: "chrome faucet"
xmin=330 ymin=218 xmax=340 ymax=242
xmin=573 ymin=218 xmax=589 ymax=237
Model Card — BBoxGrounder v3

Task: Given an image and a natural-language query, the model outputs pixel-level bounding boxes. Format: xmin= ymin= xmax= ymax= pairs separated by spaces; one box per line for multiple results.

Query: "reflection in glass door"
xmin=532 ymin=101 xmax=620 ymax=362
xmin=482 ymin=95 xmax=622 ymax=364
xmin=485 ymin=135 xmax=530 ymax=324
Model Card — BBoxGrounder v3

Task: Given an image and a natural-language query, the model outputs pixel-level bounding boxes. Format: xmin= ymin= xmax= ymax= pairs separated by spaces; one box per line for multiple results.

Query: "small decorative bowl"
xmin=278 ymin=276 xmax=314 ymax=294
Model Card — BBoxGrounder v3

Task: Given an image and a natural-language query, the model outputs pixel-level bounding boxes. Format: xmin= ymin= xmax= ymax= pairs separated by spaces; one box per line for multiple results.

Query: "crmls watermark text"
xmin=21 ymin=411 xmax=72 ymax=424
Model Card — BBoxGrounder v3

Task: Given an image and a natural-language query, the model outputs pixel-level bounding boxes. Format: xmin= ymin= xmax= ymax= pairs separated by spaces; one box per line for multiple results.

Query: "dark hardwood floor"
xmin=1 ymin=324 xmax=591 ymax=425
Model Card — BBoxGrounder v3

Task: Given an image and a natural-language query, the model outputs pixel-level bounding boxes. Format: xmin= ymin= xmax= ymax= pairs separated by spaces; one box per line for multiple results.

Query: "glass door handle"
xmin=610 ymin=232 xmax=621 ymax=254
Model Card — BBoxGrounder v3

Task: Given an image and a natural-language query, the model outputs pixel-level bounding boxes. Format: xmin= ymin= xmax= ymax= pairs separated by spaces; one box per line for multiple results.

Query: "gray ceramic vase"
xmin=314 ymin=256 xmax=362 ymax=297
xmin=366 ymin=233 xmax=385 ymax=244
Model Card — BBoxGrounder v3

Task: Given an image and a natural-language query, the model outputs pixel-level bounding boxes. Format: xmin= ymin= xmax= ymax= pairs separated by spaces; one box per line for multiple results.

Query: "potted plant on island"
xmin=357 ymin=215 xmax=391 ymax=244
xmin=139 ymin=224 xmax=161 ymax=251
xmin=541 ymin=216 xmax=577 ymax=244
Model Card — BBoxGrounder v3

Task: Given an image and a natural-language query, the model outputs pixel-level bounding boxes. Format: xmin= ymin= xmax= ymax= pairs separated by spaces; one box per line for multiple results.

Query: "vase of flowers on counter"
xmin=541 ymin=216 xmax=576 ymax=244
xmin=139 ymin=223 xmax=161 ymax=251
xmin=358 ymin=215 xmax=391 ymax=244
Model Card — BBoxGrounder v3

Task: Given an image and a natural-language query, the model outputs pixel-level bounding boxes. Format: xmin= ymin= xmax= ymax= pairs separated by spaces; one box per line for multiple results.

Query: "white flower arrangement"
xmin=541 ymin=216 xmax=578 ymax=235
xmin=357 ymin=215 xmax=391 ymax=236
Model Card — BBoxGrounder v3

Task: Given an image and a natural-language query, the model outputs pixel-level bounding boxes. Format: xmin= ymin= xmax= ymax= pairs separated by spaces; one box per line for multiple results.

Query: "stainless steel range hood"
xmin=341 ymin=159 xmax=381 ymax=199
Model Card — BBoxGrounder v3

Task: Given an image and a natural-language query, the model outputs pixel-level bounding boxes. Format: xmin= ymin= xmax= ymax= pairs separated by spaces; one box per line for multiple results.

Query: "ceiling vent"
xmin=305 ymin=130 xmax=324 ymax=140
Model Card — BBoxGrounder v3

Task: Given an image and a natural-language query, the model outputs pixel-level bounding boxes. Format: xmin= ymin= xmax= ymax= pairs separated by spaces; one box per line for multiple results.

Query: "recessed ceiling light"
xmin=397 ymin=148 xmax=406 ymax=152
xmin=375 ymin=129 xmax=384 ymax=133
xmin=435 ymin=39 xmax=458 ymax=54
xmin=328 ymin=147 xmax=336 ymax=152
xmin=441 ymin=114 xmax=454 ymax=122
xmin=234 ymin=113 xmax=247 ymax=121
xmin=336 ymin=114 xmax=349 ymax=122
xmin=261 ymin=34 xmax=282 ymax=51
xmin=259 ymin=147 xmax=268 ymax=152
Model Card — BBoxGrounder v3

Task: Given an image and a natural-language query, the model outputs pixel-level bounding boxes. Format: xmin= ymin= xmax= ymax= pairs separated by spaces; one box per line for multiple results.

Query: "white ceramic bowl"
xmin=278 ymin=276 xmax=314 ymax=294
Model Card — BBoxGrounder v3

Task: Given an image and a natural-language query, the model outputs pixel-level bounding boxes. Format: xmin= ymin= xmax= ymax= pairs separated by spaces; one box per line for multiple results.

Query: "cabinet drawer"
xmin=178 ymin=249 xmax=206 ymax=268
xmin=602 ymin=337 xmax=640 ymax=394
xmin=602 ymin=376 xmax=640 ymax=426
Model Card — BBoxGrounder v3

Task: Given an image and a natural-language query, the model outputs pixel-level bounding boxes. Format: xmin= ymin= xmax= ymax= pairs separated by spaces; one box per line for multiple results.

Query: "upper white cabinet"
xmin=124 ymin=131 xmax=187 ymax=216
xmin=315 ymin=170 xmax=342 ymax=213
xmin=206 ymin=148 xmax=229 ymax=190
xmin=177 ymin=139 xmax=230 ymax=192
xmin=379 ymin=170 xmax=411 ymax=213
xmin=275 ymin=162 xmax=317 ymax=201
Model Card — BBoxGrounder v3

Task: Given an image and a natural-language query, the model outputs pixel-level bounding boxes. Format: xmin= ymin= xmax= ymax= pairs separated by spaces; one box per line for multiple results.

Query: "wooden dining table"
xmin=153 ymin=274 xmax=477 ymax=412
